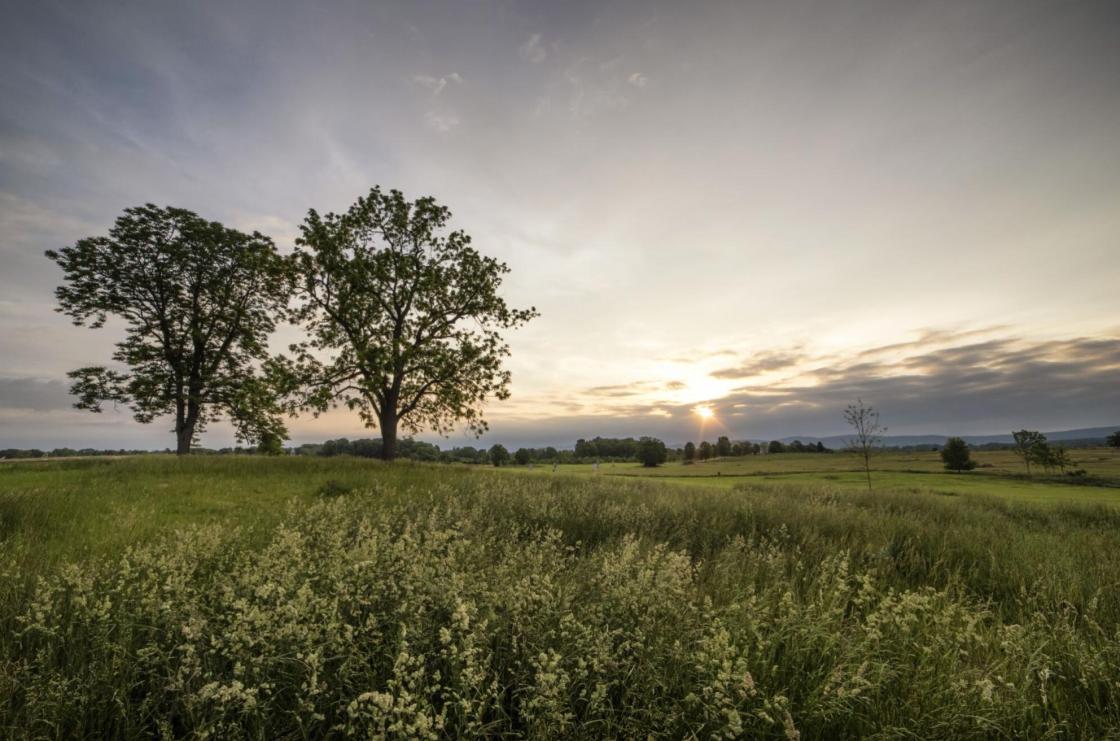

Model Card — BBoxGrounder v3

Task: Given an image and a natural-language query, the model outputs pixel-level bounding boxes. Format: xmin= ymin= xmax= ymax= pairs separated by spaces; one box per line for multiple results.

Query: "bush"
xmin=940 ymin=437 xmax=976 ymax=471
xmin=317 ymin=479 xmax=354 ymax=497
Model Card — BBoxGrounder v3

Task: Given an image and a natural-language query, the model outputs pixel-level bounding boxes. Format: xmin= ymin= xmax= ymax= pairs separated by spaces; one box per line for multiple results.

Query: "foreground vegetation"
xmin=2 ymin=457 xmax=1120 ymax=738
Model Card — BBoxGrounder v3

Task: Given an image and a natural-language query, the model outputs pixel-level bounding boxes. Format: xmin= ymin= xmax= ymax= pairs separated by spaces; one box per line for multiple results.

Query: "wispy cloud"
xmin=627 ymin=72 xmax=648 ymax=88
xmin=518 ymin=33 xmax=546 ymax=63
xmin=423 ymin=110 xmax=460 ymax=133
xmin=411 ymin=72 xmax=462 ymax=96
xmin=710 ymin=351 xmax=805 ymax=379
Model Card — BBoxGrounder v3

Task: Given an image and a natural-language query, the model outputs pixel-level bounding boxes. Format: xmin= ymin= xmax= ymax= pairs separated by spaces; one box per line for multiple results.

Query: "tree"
xmin=257 ymin=431 xmax=285 ymax=456
xmin=489 ymin=444 xmax=510 ymax=467
xmin=844 ymin=398 xmax=886 ymax=491
xmin=1107 ymin=431 xmax=1120 ymax=448
xmin=1011 ymin=430 xmax=1046 ymax=477
xmin=46 ymin=205 xmax=292 ymax=455
xmin=636 ymin=437 xmax=668 ymax=467
xmin=768 ymin=440 xmax=785 ymax=454
xmin=514 ymin=447 xmax=531 ymax=465
xmin=287 ymin=187 xmax=538 ymax=460
xmin=1051 ymin=446 xmax=1073 ymax=474
xmin=716 ymin=435 xmax=732 ymax=457
xmin=698 ymin=441 xmax=713 ymax=460
xmin=683 ymin=441 xmax=696 ymax=463
xmin=940 ymin=437 xmax=975 ymax=472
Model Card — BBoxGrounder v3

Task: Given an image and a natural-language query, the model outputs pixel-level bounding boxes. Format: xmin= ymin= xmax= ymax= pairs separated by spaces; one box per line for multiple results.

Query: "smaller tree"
xmin=489 ymin=444 xmax=510 ymax=467
xmin=1032 ymin=441 xmax=1056 ymax=474
xmin=1106 ymin=431 xmax=1120 ymax=448
xmin=716 ymin=435 xmax=732 ymax=457
xmin=257 ymin=432 xmax=285 ymax=456
xmin=514 ymin=447 xmax=531 ymax=465
xmin=940 ymin=437 xmax=975 ymax=472
xmin=768 ymin=440 xmax=785 ymax=454
xmin=698 ymin=441 xmax=713 ymax=460
xmin=683 ymin=441 xmax=696 ymax=463
xmin=1011 ymin=430 xmax=1046 ymax=477
xmin=1051 ymin=446 xmax=1072 ymax=474
xmin=844 ymin=399 xmax=886 ymax=491
xmin=636 ymin=437 xmax=668 ymax=467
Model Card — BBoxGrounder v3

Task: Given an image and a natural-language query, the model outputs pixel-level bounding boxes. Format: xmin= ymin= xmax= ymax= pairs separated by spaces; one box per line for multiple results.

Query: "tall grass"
xmin=2 ymin=460 xmax=1119 ymax=738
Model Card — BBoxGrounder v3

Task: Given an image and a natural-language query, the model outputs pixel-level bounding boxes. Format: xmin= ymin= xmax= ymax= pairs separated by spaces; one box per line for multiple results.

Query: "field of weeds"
xmin=2 ymin=457 xmax=1119 ymax=738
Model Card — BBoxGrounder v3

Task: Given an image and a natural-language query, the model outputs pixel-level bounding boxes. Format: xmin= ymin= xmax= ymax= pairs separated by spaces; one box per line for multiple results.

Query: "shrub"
xmin=940 ymin=437 xmax=976 ymax=471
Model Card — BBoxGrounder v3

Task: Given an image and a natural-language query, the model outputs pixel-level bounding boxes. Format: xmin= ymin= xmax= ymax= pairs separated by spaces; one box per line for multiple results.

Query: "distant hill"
xmin=770 ymin=426 xmax=1120 ymax=449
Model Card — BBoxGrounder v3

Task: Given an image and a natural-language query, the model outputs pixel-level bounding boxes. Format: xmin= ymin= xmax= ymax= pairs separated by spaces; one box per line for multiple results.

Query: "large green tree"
xmin=46 ymin=205 xmax=292 ymax=455
xmin=287 ymin=187 xmax=537 ymax=460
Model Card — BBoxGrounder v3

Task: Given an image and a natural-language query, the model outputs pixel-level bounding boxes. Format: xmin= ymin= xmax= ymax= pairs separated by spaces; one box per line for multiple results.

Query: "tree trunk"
xmin=175 ymin=425 xmax=194 ymax=455
xmin=379 ymin=409 xmax=398 ymax=461
xmin=174 ymin=394 xmax=190 ymax=455
xmin=175 ymin=395 xmax=200 ymax=456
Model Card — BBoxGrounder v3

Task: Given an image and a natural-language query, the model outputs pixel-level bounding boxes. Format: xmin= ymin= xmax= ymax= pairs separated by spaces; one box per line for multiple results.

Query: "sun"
xmin=695 ymin=405 xmax=714 ymax=420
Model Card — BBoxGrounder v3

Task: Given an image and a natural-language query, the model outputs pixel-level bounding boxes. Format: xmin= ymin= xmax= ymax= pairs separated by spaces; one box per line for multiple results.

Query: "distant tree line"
xmin=0 ymin=447 xmax=154 ymax=460
xmin=573 ymin=437 xmax=641 ymax=460
xmin=766 ymin=440 xmax=831 ymax=454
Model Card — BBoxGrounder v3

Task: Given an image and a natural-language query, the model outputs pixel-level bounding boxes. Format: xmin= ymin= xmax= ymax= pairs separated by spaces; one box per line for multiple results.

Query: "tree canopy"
xmin=46 ymin=204 xmax=292 ymax=454
xmin=636 ymin=437 xmax=668 ymax=467
xmin=489 ymin=444 xmax=510 ymax=467
xmin=286 ymin=188 xmax=537 ymax=460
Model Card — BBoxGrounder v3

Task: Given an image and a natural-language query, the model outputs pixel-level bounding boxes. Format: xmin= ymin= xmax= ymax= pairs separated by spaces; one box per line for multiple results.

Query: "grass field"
xmin=3 ymin=455 xmax=1120 ymax=738
xmin=511 ymin=448 xmax=1120 ymax=504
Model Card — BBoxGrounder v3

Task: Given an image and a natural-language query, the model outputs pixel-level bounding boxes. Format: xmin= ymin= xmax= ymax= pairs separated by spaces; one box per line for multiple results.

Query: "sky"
xmin=1 ymin=0 xmax=1118 ymax=450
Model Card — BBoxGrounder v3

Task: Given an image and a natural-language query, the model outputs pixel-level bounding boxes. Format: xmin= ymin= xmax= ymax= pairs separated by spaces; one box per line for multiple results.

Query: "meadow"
xmin=2 ymin=454 xmax=1120 ymax=738
xmin=518 ymin=448 xmax=1120 ymax=505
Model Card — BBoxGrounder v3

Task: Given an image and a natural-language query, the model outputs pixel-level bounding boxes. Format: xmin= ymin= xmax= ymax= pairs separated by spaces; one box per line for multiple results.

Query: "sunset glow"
xmin=0 ymin=1 xmax=1117 ymax=451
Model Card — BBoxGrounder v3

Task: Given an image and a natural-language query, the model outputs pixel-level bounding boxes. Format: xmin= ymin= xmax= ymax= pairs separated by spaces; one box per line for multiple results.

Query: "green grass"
xmin=508 ymin=448 xmax=1120 ymax=505
xmin=3 ymin=456 xmax=1120 ymax=738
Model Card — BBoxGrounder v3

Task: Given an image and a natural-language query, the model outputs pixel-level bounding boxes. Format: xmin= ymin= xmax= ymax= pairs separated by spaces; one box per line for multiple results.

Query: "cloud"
xmin=710 ymin=351 xmax=805 ymax=379
xmin=519 ymin=33 xmax=546 ymax=63
xmin=480 ymin=330 xmax=1120 ymax=445
xmin=423 ymin=111 xmax=460 ymax=133
xmin=0 ymin=376 xmax=74 ymax=411
xmin=410 ymin=72 xmax=463 ymax=96
xmin=583 ymin=381 xmax=659 ymax=397
xmin=627 ymin=72 xmax=648 ymax=88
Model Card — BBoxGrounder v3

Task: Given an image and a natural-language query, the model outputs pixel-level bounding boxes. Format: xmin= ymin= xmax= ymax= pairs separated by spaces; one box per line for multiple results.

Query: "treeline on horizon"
xmin=6 ymin=432 xmax=1117 ymax=463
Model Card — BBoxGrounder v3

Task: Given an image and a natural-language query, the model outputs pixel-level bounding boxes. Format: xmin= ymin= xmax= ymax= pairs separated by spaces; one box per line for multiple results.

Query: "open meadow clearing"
xmin=511 ymin=448 xmax=1120 ymax=505
xmin=3 ymin=455 xmax=1120 ymax=738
